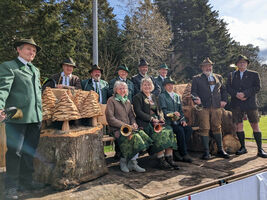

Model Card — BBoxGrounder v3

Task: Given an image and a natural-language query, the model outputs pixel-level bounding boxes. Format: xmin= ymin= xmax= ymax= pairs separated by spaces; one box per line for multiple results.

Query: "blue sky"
xmin=108 ymin=0 xmax=267 ymax=63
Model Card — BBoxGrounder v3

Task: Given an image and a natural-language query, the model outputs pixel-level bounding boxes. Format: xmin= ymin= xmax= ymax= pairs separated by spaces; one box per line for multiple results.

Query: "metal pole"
xmin=93 ymin=0 xmax=98 ymax=65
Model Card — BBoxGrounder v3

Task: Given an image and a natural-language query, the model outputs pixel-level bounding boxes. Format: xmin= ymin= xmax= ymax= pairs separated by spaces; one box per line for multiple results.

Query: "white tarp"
xmin=177 ymin=172 xmax=267 ymax=200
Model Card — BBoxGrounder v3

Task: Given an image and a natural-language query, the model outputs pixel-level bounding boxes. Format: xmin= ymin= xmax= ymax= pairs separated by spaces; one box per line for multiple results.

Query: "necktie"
xmin=27 ymin=63 xmax=33 ymax=72
xmin=95 ymin=82 xmax=100 ymax=94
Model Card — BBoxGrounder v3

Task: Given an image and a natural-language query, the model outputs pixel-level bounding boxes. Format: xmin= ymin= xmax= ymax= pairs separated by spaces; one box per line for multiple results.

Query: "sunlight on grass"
xmin=104 ymin=145 xmax=114 ymax=153
xmin=244 ymin=115 xmax=267 ymax=143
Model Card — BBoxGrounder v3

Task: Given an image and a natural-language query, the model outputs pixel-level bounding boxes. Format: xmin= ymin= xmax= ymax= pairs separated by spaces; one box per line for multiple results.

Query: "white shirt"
xmin=207 ymin=74 xmax=215 ymax=92
xmin=160 ymin=75 xmax=166 ymax=81
xmin=167 ymin=91 xmax=175 ymax=100
xmin=119 ymin=77 xmax=126 ymax=82
xmin=92 ymin=79 xmax=103 ymax=103
xmin=61 ymin=72 xmax=72 ymax=86
xmin=18 ymin=56 xmax=28 ymax=65
xmin=240 ymin=70 xmax=246 ymax=80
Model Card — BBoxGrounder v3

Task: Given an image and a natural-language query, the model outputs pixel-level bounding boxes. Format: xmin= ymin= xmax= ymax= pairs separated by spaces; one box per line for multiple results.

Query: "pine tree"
xmin=155 ymin=0 xmax=234 ymax=80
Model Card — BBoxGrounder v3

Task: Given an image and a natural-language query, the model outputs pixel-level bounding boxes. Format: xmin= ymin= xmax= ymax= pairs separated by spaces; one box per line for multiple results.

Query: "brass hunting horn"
xmin=1 ymin=107 xmax=23 ymax=122
xmin=120 ymin=124 xmax=133 ymax=137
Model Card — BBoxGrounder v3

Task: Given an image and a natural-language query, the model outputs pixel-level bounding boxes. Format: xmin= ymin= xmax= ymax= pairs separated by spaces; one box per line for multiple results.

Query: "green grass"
xmin=104 ymin=145 xmax=114 ymax=153
xmin=244 ymin=115 xmax=267 ymax=143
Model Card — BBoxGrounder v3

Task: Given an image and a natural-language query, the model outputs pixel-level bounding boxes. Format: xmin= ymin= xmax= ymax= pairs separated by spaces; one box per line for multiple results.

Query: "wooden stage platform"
xmin=0 ymin=141 xmax=267 ymax=200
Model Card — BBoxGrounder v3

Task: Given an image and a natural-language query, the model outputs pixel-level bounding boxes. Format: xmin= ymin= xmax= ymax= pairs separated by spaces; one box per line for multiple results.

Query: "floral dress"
xmin=144 ymin=99 xmax=177 ymax=154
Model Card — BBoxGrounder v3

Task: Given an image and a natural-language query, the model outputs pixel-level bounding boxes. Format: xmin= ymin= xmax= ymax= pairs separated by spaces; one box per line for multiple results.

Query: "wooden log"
xmin=0 ymin=123 xmax=6 ymax=168
xmin=33 ymin=126 xmax=108 ymax=190
xmin=188 ymin=109 xmax=239 ymax=154
xmin=91 ymin=117 xmax=98 ymax=127
xmin=62 ymin=120 xmax=70 ymax=131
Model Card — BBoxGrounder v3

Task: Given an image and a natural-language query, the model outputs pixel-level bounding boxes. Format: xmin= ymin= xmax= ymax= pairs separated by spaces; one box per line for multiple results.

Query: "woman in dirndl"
xmin=133 ymin=77 xmax=179 ymax=169
xmin=106 ymin=81 xmax=152 ymax=173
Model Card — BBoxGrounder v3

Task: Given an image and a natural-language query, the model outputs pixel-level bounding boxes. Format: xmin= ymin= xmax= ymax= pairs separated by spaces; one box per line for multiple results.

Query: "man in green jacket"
xmin=108 ymin=64 xmax=134 ymax=103
xmin=159 ymin=78 xmax=193 ymax=163
xmin=81 ymin=64 xmax=109 ymax=104
xmin=0 ymin=38 xmax=43 ymax=199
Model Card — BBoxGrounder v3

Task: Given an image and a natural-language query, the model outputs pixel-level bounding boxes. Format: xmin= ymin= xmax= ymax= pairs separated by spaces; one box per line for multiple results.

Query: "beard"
xmin=93 ymin=76 xmax=100 ymax=81
xmin=203 ymin=70 xmax=212 ymax=76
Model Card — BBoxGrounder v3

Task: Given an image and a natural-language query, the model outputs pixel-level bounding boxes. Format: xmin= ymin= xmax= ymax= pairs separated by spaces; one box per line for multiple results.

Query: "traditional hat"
xmin=14 ymin=38 xmax=41 ymax=53
xmin=117 ymin=64 xmax=129 ymax=73
xmin=139 ymin=58 xmax=149 ymax=67
xmin=89 ymin=64 xmax=103 ymax=73
xmin=61 ymin=57 xmax=76 ymax=68
xmin=235 ymin=54 xmax=250 ymax=65
xmin=200 ymin=57 xmax=214 ymax=67
xmin=159 ymin=63 xmax=169 ymax=70
xmin=163 ymin=77 xmax=176 ymax=85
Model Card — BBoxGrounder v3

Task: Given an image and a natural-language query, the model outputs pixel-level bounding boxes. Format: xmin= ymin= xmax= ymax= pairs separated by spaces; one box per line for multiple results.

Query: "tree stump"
xmin=188 ymin=108 xmax=240 ymax=154
xmin=33 ymin=126 xmax=108 ymax=190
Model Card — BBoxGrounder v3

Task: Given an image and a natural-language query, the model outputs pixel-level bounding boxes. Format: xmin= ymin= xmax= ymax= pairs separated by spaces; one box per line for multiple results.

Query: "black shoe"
xmin=5 ymin=188 xmax=18 ymax=200
xmin=182 ymin=154 xmax=193 ymax=163
xmin=157 ymin=157 xmax=172 ymax=169
xmin=217 ymin=149 xmax=230 ymax=159
xmin=173 ymin=151 xmax=183 ymax=161
xmin=165 ymin=156 xmax=180 ymax=170
xmin=257 ymin=149 xmax=267 ymax=158
xmin=201 ymin=152 xmax=211 ymax=160
xmin=236 ymin=147 xmax=248 ymax=155
xmin=113 ymin=151 xmax=121 ymax=160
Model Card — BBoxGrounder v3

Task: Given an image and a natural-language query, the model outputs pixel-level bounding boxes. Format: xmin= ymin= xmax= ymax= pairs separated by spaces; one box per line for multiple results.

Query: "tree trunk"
xmin=34 ymin=126 xmax=108 ymax=190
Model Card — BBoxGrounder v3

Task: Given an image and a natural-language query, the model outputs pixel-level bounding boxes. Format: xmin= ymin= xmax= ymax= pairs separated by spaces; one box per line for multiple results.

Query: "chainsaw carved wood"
xmin=52 ymin=91 xmax=81 ymax=131
xmin=34 ymin=126 xmax=108 ymax=190
xmin=42 ymin=87 xmax=57 ymax=121
xmin=42 ymin=89 xmax=104 ymax=130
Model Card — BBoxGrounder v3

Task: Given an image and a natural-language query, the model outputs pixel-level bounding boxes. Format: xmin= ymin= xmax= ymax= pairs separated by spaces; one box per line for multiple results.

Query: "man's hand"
xmin=181 ymin=121 xmax=187 ymax=127
xmin=56 ymin=84 xmax=63 ymax=88
xmin=0 ymin=109 xmax=6 ymax=122
xmin=193 ymin=97 xmax=201 ymax=105
xmin=220 ymin=101 xmax=227 ymax=108
xmin=236 ymin=92 xmax=245 ymax=99
xmin=174 ymin=111 xmax=181 ymax=117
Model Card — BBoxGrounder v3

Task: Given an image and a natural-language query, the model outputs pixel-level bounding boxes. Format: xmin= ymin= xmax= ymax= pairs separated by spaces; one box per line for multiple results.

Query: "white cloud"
xmin=222 ymin=16 xmax=267 ymax=51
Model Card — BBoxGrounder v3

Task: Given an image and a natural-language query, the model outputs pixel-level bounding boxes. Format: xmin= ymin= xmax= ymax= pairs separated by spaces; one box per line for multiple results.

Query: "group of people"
xmin=0 ymin=38 xmax=266 ymax=199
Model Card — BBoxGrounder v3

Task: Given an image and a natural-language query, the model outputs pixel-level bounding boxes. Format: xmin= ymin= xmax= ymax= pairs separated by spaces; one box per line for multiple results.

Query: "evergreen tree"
xmin=155 ymin=0 xmax=234 ymax=80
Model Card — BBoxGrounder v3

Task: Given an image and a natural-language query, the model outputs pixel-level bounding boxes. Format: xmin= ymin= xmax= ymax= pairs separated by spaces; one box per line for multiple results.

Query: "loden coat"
xmin=0 ymin=58 xmax=42 ymax=123
xmin=159 ymin=91 xmax=185 ymax=125
xmin=42 ymin=72 xmax=81 ymax=90
xmin=105 ymin=96 xmax=136 ymax=135
xmin=226 ymin=69 xmax=261 ymax=110
xmin=191 ymin=73 xmax=228 ymax=108
xmin=81 ymin=78 xmax=109 ymax=104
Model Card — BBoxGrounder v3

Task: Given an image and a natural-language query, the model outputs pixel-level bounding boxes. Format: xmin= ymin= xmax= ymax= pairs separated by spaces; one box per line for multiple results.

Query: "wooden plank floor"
xmin=0 ymin=141 xmax=267 ymax=200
